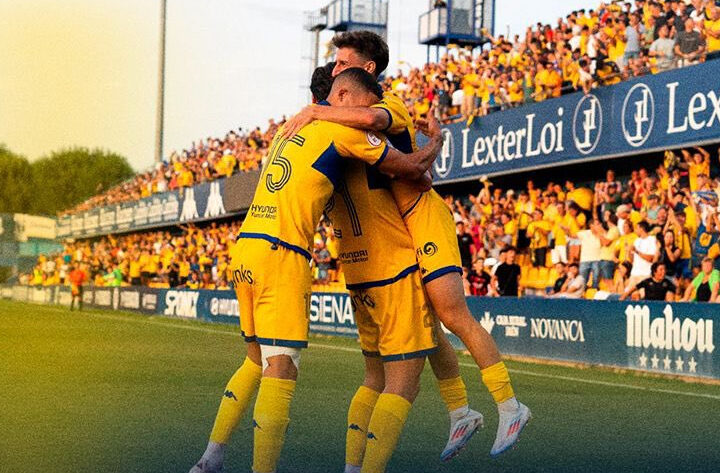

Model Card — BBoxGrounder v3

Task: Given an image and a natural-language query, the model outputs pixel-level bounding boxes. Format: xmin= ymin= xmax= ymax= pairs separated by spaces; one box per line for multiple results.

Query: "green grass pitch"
xmin=2 ymin=299 xmax=720 ymax=473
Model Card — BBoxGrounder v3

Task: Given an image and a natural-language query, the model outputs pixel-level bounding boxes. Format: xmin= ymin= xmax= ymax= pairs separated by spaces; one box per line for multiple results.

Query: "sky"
xmin=1 ymin=0 xmax=598 ymax=172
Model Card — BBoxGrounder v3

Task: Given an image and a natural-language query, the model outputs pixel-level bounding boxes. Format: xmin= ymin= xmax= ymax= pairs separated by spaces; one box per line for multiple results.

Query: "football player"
xmin=283 ymin=31 xmax=531 ymax=459
xmin=189 ymin=68 xmax=444 ymax=473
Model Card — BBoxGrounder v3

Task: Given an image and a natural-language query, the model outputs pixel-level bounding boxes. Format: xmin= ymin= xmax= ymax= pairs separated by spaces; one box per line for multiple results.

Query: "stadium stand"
xmin=24 ymin=0 xmax=720 ymax=304
xmin=57 ymin=1 xmax=720 ymax=217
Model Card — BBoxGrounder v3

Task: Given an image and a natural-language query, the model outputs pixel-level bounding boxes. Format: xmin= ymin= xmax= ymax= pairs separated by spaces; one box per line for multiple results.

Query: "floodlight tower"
xmin=155 ymin=0 xmax=167 ymax=164
xmin=325 ymin=0 xmax=389 ymax=39
xmin=304 ymin=7 xmax=329 ymax=73
xmin=418 ymin=0 xmax=494 ymax=63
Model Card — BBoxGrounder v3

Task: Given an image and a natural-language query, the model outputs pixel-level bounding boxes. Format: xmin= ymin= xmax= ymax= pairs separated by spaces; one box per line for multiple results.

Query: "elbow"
xmin=369 ymin=113 xmax=388 ymax=131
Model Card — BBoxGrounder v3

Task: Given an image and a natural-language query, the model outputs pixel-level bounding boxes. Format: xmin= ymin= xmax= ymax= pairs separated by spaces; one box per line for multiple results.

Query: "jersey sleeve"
xmin=371 ymin=95 xmax=411 ymax=135
xmin=333 ymin=125 xmax=389 ymax=167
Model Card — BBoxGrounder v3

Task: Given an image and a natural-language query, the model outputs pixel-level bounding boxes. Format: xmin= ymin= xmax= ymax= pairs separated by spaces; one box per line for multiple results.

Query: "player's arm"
xmin=336 ymin=115 xmax=443 ymax=181
xmin=376 ymin=120 xmax=442 ymax=180
xmin=282 ymin=105 xmax=390 ymax=139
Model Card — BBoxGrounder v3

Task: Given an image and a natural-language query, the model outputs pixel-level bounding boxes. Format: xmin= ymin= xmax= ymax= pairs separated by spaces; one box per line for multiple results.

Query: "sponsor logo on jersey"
xmin=249 ymin=204 xmax=277 ymax=219
xmin=339 ymin=249 xmax=369 ymax=264
xmin=232 ymin=266 xmax=254 ymax=285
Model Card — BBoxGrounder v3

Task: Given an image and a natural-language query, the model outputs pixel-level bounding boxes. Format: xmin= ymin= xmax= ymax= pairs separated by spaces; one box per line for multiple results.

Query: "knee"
xmin=385 ymin=377 xmax=420 ymax=403
xmin=363 ymin=368 xmax=385 ymax=393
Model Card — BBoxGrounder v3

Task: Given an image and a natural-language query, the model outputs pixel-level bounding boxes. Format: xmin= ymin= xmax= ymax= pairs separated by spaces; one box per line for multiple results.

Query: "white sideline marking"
xmin=13 ymin=303 xmax=720 ymax=401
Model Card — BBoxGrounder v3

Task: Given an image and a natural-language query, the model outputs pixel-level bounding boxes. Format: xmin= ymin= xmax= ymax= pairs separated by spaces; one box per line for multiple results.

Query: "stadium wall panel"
xmin=224 ymin=169 xmax=261 ymax=213
xmin=57 ymin=177 xmax=242 ymax=239
xmin=3 ymin=285 xmax=716 ymax=380
xmin=425 ymin=59 xmax=720 ymax=183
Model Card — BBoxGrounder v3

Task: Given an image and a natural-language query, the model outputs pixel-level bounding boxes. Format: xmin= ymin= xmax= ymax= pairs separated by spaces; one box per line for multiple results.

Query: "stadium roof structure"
xmin=419 ymin=0 xmax=494 ymax=61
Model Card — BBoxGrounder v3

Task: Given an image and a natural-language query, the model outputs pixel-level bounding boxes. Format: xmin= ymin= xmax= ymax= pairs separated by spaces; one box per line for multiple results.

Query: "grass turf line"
xmin=2 ymin=299 xmax=720 ymax=473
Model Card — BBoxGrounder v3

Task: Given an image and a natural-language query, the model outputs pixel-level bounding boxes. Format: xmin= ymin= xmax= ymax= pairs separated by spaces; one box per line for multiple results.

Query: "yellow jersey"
xmin=372 ymin=92 xmax=424 ymax=215
xmin=327 ymin=160 xmax=418 ymax=288
xmin=239 ymin=119 xmax=389 ymax=260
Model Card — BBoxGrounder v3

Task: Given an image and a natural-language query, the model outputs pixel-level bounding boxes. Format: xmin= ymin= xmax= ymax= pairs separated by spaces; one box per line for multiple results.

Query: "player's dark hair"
xmin=636 ymin=221 xmax=650 ymax=233
xmin=334 ymin=67 xmax=383 ymax=99
xmin=332 ymin=30 xmax=389 ymax=77
xmin=310 ymin=61 xmax=335 ymax=103
xmin=651 ymin=262 xmax=665 ymax=276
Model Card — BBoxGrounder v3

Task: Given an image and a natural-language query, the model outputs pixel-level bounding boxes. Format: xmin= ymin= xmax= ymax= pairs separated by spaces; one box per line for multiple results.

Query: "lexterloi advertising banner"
xmin=425 ymin=60 xmax=720 ymax=183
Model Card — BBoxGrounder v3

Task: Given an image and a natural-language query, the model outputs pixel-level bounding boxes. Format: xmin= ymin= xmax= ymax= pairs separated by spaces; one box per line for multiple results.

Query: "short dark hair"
xmin=332 ymin=30 xmax=390 ymax=77
xmin=310 ymin=62 xmax=335 ymax=102
xmin=333 ymin=67 xmax=383 ymax=99
xmin=651 ymin=261 xmax=665 ymax=276
xmin=636 ymin=220 xmax=650 ymax=233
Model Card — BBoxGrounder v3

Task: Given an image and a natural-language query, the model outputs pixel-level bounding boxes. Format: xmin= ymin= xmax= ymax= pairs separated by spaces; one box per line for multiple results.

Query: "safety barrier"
xmin=2 ymin=285 xmax=716 ymax=380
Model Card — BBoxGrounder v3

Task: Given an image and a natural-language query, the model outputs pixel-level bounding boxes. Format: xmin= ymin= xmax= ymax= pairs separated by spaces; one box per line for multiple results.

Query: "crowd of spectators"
xmin=387 ymin=0 xmax=720 ymax=122
xmin=60 ymin=1 xmax=720 ymax=218
xmin=454 ymin=146 xmax=720 ymax=302
xmin=61 ymin=120 xmax=282 ymax=216
xmin=27 ymin=144 xmax=720 ymax=303
xmin=23 ymin=219 xmax=342 ymax=289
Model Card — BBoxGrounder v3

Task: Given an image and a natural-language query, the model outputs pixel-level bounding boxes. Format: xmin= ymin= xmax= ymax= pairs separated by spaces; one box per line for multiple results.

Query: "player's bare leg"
xmin=425 ymin=272 xmax=531 ymax=457
xmin=428 ymin=331 xmax=484 ymax=461
xmin=345 ymin=356 xmax=384 ymax=473
xmin=360 ymin=357 xmax=425 ymax=473
xmin=190 ymin=342 xmax=262 ymax=473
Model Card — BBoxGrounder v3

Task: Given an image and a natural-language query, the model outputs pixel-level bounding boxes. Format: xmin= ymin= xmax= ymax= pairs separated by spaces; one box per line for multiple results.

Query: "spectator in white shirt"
xmin=549 ymin=263 xmax=587 ymax=299
xmin=629 ymin=220 xmax=660 ymax=287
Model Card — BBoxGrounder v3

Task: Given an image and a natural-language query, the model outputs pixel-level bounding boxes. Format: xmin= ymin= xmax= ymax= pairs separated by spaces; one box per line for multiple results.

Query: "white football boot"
xmin=189 ymin=442 xmax=225 ymax=473
xmin=440 ymin=408 xmax=484 ymax=462
xmin=490 ymin=398 xmax=531 ymax=457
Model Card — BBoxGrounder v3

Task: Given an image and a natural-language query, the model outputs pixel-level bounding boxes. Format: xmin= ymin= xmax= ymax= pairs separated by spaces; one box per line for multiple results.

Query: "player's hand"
xmin=281 ymin=106 xmax=316 ymax=139
xmin=424 ymin=108 xmax=442 ymax=141
xmin=414 ymin=117 xmax=430 ymax=136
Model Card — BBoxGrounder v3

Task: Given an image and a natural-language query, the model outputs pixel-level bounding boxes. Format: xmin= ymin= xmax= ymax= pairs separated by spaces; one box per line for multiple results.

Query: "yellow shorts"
xmin=230 ymin=237 xmax=311 ymax=348
xmin=403 ymin=190 xmax=463 ymax=283
xmin=349 ymin=269 xmax=438 ymax=361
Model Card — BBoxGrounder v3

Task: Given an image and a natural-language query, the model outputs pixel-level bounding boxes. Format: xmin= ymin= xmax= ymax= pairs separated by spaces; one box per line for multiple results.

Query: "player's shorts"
xmin=230 ymin=237 xmax=311 ymax=348
xmin=71 ymin=284 xmax=82 ymax=297
xmin=349 ymin=269 xmax=438 ymax=361
xmin=402 ymin=190 xmax=463 ymax=283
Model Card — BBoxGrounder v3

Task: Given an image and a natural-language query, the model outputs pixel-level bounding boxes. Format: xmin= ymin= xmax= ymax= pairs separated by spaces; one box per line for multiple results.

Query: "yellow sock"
xmin=252 ymin=377 xmax=296 ymax=473
xmin=436 ymin=376 xmax=468 ymax=413
xmin=480 ymin=361 xmax=515 ymax=404
xmin=209 ymin=357 xmax=262 ymax=444
xmin=346 ymin=386 xmax=380 ymax=468
xmin=361 ymin=394 xmax=412 ymax=473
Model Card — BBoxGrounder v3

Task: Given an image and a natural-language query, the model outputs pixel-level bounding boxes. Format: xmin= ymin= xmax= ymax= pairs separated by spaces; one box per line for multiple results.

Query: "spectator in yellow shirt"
xmin=527 ymin=209 xmax=552 ymax=267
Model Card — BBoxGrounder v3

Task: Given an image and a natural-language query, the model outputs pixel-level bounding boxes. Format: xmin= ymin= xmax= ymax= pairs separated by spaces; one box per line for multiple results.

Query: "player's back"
xmin=328 ymin=160 xmax=417 ymax=288
xmin=239 ymin=120 xmax=389 ymax=258
xmin=240 ymin=122 xmax=345 ymax=258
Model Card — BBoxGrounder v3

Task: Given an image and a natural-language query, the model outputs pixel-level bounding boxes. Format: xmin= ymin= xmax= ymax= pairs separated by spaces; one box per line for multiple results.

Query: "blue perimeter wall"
xmin=3 ymin=285 xmax=717 ymax=381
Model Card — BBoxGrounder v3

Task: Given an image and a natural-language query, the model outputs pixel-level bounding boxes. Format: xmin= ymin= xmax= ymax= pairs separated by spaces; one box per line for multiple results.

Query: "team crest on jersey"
xmin=366 ymin=131 xmax=382 ymax=147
